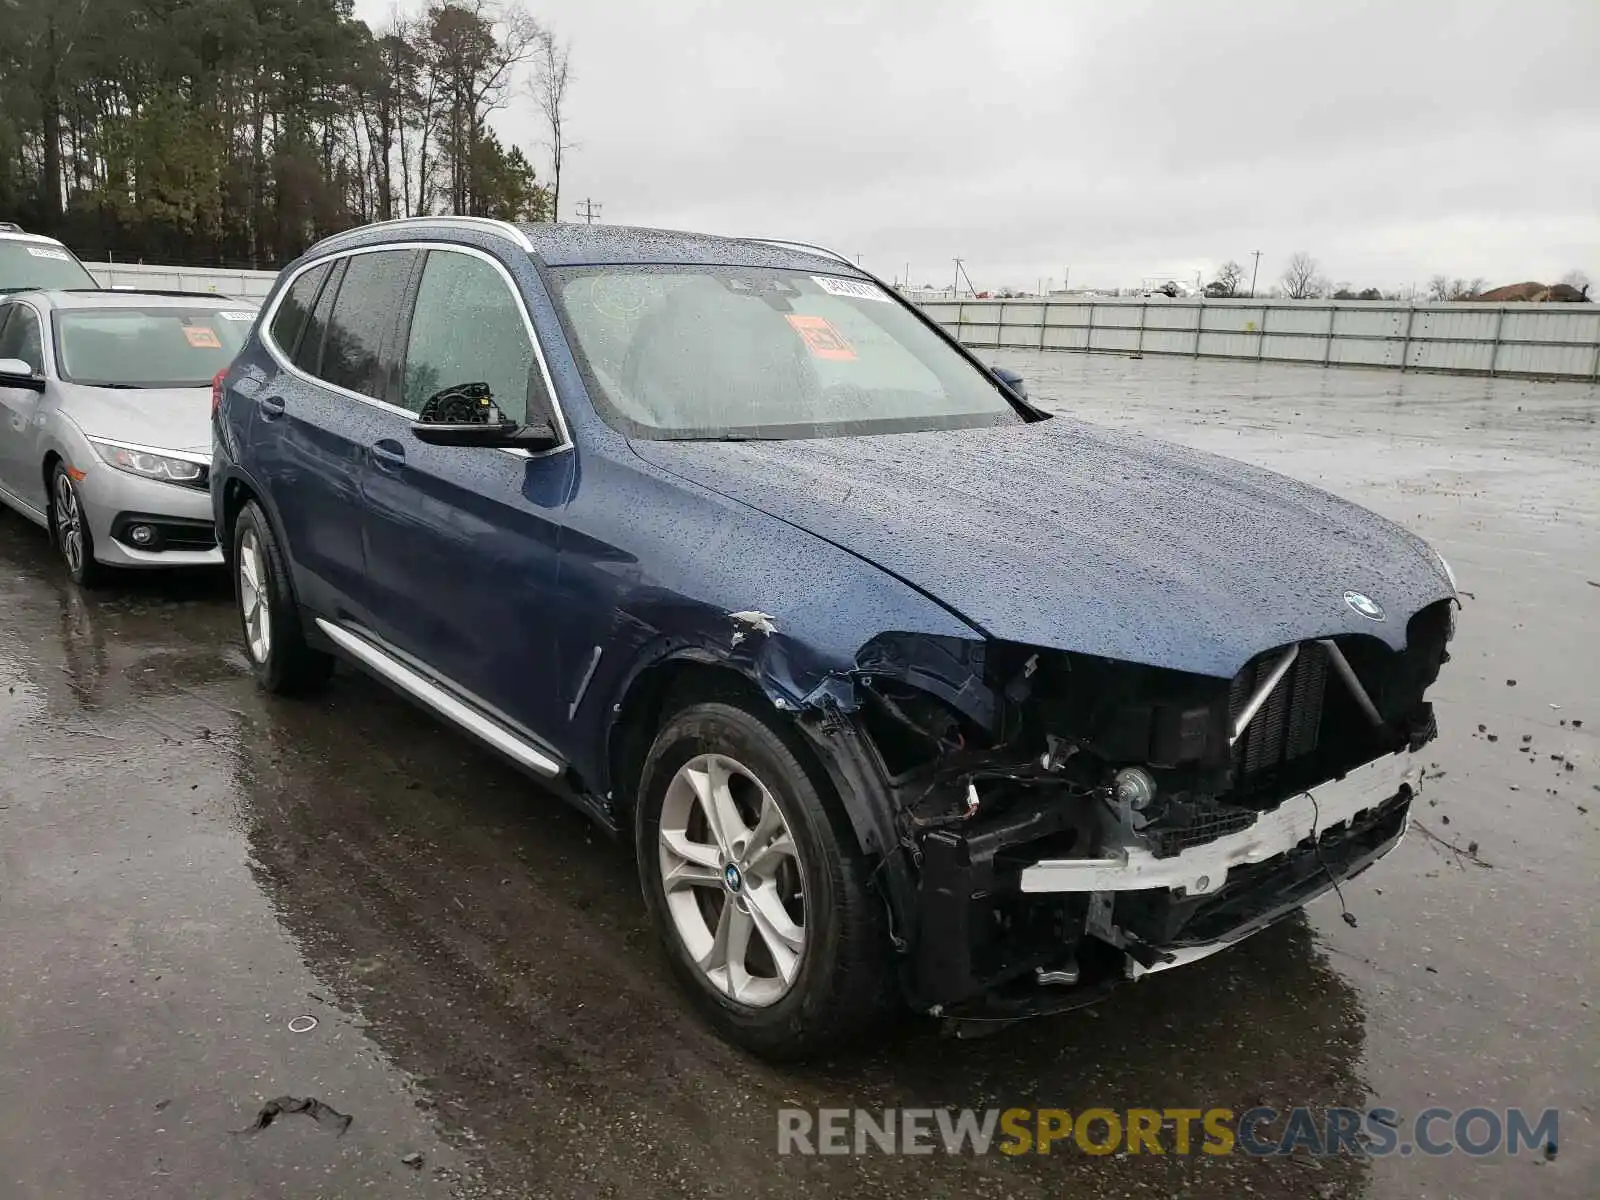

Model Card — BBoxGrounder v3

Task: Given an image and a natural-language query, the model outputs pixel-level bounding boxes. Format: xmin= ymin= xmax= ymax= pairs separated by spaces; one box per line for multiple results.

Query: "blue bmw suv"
xmin=213 ymin=217 xmax=1458 ymax=1057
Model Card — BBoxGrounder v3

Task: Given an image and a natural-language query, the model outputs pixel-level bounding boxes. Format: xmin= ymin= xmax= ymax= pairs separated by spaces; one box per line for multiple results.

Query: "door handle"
xmin=371 ymin=439 xmax=406 ymax=469
xmin=258 ymin=395 xmax=286 ymax=419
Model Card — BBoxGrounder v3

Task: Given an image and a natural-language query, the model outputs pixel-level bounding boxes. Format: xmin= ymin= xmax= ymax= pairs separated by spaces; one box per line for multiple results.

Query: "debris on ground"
xmin=1506 ymin=679 xmax=1517 ymax=687
xmin=402 ymin=1152 xmax=425 ymax=1169
xmin=233 ymin=1096 xmax=353 ymax=1137
xmin=1412 ymin=820 xmax=1495 ymax=869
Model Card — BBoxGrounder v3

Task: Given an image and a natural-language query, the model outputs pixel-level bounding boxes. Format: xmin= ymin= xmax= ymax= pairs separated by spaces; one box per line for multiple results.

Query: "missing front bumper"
xmin=1019 ymin=748 xmax=1422 ymax=897
xmin=908 ymin=750 xmax=1421 ymax=1017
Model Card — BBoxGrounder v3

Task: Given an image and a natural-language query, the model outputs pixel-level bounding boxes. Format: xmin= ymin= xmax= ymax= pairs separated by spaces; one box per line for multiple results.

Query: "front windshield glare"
xmin=55 ymin=307 xmax=254 ymax=388
xmin=551 ymin=266 xmax=1022 ymax=439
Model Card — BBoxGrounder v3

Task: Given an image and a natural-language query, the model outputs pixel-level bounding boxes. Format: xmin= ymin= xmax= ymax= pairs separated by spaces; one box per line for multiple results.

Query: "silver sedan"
xmin=0 ymin=289 xmax=258 ymax=584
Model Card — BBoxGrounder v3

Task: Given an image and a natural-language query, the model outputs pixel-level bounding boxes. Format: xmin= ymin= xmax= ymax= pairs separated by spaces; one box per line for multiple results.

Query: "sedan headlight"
xmin=88 ymin=439 xmax=208 ymax=488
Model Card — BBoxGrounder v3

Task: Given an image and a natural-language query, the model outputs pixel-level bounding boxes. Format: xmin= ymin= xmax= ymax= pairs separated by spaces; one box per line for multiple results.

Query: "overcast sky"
xmin=353 ymin=0 xmax=1598 ymax=293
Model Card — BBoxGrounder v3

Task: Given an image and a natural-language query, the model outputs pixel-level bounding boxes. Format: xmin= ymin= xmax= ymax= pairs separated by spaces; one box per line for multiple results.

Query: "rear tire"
xmin=50 ymin=463 xmax=107 ymax=588
xmin=636 ymin=695 xmax=892 ymax=1059
xmin=232 ymin=500 xmax=333 ymax=694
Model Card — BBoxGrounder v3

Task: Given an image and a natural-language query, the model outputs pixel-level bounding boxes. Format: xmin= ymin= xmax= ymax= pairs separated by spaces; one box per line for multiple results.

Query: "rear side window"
xmin=270 ymin=262 xmax=331 ymax=361
xmin=0 ymin=303 xmax=44 ymax=373
xmin=401 ymin=251 xmax=535 ymax=421
xmin=319 ymin=250 xmax=417 ymax=400
xmin=294 ymin=258 xmax=345 ymax=378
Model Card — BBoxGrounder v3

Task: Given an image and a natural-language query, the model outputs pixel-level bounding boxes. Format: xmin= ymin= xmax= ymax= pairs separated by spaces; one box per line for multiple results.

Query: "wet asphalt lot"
xmin=2 ymin=353 xmax=1596 ymax=1199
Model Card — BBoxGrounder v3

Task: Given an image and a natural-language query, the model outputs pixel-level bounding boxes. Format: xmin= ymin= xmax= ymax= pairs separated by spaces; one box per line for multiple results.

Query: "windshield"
xmin=54 ymin=306 xmax=254 ymax=388
xmin=548 ymin=265 xmax=1025 ymax=439
xmin=0 ymin=240 xmax=98 ymax=291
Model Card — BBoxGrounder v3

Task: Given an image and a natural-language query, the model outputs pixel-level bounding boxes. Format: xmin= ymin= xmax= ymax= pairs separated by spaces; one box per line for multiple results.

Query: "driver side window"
xmin=0 ymin=304 xmax=44 ymax=374
xmin=403 ymin=251 xmax=537 ymax=423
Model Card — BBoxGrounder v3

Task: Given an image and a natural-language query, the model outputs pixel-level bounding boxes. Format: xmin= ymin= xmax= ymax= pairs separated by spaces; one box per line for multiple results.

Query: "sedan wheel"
xmin=51 ymin=465 xmax=103 ymax=586
xmin=237 ymin=527 xmax=272 ymax=664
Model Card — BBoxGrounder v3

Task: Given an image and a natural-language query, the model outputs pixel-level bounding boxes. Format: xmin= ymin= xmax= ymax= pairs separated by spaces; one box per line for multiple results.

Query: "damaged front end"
xmin=797 ymin=601 xmax=1455 ymax=1024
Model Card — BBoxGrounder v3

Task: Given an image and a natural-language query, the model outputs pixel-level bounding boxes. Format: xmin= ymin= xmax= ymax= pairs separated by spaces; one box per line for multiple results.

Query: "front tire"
xmin=636 ymin=696 xmax=892 ymax=1059
xmin=50 ymin=464 xmax=106 ymax=587
xmin=233 ymin=500 xmax=333 ymax=694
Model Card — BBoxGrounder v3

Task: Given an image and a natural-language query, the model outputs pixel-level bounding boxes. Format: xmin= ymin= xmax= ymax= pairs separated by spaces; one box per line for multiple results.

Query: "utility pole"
xmin=1064 ymin=266 xmax=1070 ymax=292
xmin=953 ymin=258 xmax=963 ymax=298
xmin=1249 ymin=250 xmax=1262 ymax=299
xmin=574 ymin=198 xmax=603 ymax=225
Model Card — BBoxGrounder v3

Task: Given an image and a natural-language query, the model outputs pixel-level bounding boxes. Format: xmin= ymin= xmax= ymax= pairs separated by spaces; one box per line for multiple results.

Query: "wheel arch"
xmin=603 ymin=647 xmax=913 ymax=945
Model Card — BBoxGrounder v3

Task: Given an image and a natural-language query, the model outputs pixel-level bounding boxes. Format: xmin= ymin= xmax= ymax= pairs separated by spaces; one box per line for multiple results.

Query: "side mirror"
xmin=0 ymin=357 xmax=44 ymax=392
xmin=412 ymin=380 xmax=562 ymax=451
xmin=411 ymin=417 xmax=561 ymax=451
xmin=992 ymin=365 xmax=1027 ymax=400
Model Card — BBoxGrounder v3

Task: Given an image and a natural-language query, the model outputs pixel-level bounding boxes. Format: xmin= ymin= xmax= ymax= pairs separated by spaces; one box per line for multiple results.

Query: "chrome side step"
xmin=314 ymin=618 xmax=564 ymax=779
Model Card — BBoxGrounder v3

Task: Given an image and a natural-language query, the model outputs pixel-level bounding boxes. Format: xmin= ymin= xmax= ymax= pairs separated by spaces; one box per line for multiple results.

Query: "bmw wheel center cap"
xmin=723 ymin=863 xmax=744 ymax=894
xmin=1344 ymin=590 xmax=1385 ymax=621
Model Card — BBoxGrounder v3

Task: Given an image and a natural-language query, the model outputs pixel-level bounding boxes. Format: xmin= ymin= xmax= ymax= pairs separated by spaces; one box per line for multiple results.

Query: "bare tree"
xmin=1208 ymin=260 xmax=1244 ymax=297
xmin=533 ymin=30 xmax=574 ymax=223
xmin=1427 ymin=275 xmax=1486 ymax=301
xmin=1280 ymin=252 xmax=1327 ymax=300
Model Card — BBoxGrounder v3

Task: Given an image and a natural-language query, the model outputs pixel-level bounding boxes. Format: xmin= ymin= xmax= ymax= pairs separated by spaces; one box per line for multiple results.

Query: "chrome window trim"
xmin=311 ymin=216 xmax=535 ymax=255
xmin=257 ymin=240 xmax=573 ymax=458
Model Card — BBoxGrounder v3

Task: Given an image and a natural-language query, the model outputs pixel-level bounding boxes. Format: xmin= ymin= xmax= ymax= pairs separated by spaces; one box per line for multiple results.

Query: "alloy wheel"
xmin=53 ymin=472 xmax=84 ymax=575
xmin=657 ymin=752 xmax=808 ymax=1007
xmin=238 ymin=528 xmax=272 ymax=664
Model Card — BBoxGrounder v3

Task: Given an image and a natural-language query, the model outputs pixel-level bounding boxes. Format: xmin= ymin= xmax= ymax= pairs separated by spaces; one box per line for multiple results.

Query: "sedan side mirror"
xmin=0 ymin=357 xmax=45 ymax=392
xmin=992 ymin=366 xmax=1027 ymax=400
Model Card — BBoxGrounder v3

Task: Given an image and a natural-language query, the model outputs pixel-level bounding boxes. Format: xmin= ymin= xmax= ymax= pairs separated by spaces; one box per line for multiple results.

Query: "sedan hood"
xmin=630 ymin=418 xmax=1453 ymax=679
xmin=58 ymin=384 xmax=213 ymax=455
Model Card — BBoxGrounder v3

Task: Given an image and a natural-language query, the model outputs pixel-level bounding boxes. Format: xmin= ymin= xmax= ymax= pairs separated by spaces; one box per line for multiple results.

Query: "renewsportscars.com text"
xmin=777 ymin=1106 xmax=1559 ymax=1158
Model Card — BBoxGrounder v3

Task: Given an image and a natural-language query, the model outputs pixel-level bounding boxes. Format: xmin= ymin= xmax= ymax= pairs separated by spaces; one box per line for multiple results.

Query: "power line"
xmin=574 ymin=198 xmax=603 ymax=225
xmin=1249 ymin=250 xmax=1262 ymax=299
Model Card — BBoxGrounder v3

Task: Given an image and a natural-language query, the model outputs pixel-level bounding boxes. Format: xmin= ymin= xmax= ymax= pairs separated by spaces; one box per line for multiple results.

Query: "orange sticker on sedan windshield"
xmin=183 ymin=325 xmax=222 ymax=349
xmin=785 ymin=314 xmax=856 ymax=361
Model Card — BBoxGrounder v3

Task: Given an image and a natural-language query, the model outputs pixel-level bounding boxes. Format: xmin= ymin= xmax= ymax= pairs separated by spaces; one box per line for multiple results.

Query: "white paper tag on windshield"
xmin=27 ymin=246 xmax=70 ymax=261
xmin=812 ymin=275 xmax=890 ymax=303
xmin=219 ymin=311 xmax=255 ymax=321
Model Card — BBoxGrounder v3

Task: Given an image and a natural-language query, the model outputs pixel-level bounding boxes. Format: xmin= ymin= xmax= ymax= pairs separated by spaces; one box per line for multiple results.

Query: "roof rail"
xmin=747 ymin=238 xmax=855 ymax=267
xmin=0 ymin=221 xmax=24 ymax=233
xmin=312 ymin=215 xmax=534 ymax=254
xmin=66 ymin=288 xmax=255 ymax=302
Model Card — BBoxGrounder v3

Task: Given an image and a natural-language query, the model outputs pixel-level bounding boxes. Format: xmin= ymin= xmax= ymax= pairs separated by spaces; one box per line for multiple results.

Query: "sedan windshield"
xmin=54 ymin=306 xmax=254 ymax=388
xmin=0 ymin=241 xmax=98 ymax=291
xmin=549 ymin=265 xmax=1026 ymax=439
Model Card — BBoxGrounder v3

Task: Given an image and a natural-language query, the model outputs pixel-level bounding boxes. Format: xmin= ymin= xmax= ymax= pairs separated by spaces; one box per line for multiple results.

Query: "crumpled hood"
xmin=630 ymin=417 xmax=1454 ymax=679
xmin=59 ymin=384 xmax=213 ymax=455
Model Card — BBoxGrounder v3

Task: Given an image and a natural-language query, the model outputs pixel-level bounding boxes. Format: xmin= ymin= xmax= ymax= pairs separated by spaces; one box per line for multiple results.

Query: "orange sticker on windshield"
xmin=785 ymin=314 xmax=856 ymax=361
xmin=183 ymin=325 xmax=222 ymax=349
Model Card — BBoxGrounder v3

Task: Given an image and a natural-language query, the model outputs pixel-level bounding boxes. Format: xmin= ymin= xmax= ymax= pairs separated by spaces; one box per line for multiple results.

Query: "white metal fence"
xmin=919 ymin=297 xmax=1600 ymax=381
xmin=75 ymin=264 xmax=1600 ymax=381
xmin=86 ymin=261 xmax=279 ymax=300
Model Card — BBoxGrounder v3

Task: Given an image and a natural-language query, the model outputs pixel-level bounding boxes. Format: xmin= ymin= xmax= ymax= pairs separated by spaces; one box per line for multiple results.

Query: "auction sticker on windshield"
xmin=812 ymin=276 xmax=890 ymax=303
xmin=183 ymin=325 xmax=222 ymax=349
xmin=27 ymin=247 xmax=71 ymax=261
xmin=219 ymin=311 xmax=255 ymax=322
xmin=786 ymin=314 xmax=857 ymax=361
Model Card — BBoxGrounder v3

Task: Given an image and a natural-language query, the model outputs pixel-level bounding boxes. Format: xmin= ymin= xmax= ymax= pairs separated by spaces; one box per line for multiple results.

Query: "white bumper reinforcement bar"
xmin=1019 ymin=750 xmax=1422 ymax=898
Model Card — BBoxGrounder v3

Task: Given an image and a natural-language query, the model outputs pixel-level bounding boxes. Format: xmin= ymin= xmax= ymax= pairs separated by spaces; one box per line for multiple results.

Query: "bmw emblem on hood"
xmin=1344 ymin=591 xmax=1385 ymax=621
